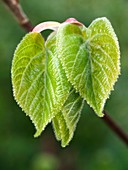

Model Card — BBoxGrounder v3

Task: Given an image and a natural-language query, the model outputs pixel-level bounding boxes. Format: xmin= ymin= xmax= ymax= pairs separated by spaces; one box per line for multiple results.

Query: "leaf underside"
xmin=56 ymin=17 xmax=120 ymax=117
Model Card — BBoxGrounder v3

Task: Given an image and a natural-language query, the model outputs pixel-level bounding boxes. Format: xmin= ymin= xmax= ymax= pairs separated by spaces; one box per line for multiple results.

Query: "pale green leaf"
xmin=12 ymin=31 xmax=72 ymax=138
xmin=52 ymin=89 xmax=84 ymax=147
xmin=46 ymin=32 xmax=84 ymax=147
xmin=42 ymin=32 xmax=71 ymax=136
xmin=12 ymin=32 xmax=45 ymax=136
xmin=56 ymin=17 xmax=120 ymax=116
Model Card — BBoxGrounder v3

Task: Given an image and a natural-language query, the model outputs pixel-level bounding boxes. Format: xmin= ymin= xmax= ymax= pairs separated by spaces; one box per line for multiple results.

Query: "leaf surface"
xmin=56 ymin=17 xmax=120 ymax=116
xmin=12 ymin=31 xmax=72 ymax=137
xmin=12 ymin=32 xmax=45 ymax=136
xmin=52 ymin=89 xmax=84 ymax=147
xmin=43 ymin=32 xmax=71 ymax=135
xmin=46 ymin=33 xmax=84 ymax=147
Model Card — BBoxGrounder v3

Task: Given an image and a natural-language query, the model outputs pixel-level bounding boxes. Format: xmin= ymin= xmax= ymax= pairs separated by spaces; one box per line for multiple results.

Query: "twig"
xmin=2 ymin=0 xmax=128 ymax=146
xmin=102 ymin=110 xmax=128 ymax=146
xmin=2 ymin=0 xmax=33 ymax=32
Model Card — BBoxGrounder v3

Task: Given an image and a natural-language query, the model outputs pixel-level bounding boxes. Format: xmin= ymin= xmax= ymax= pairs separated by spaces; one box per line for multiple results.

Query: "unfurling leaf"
xmin=56 ymin=17 xmax=120 ymax=117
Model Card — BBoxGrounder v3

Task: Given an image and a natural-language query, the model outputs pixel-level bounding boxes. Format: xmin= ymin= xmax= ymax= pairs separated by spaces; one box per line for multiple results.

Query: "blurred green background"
xmin=0 ymin=0 xmax=128 ymax=169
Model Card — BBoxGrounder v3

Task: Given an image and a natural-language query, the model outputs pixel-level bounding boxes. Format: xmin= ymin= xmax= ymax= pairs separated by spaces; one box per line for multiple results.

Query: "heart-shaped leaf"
xmin=12 ymin=32 xmax=71 ymax=137
xmin=56 ymin=17 xmax=120 ymax=116
xmin=12 ymin=32 xmax=45 ymax=136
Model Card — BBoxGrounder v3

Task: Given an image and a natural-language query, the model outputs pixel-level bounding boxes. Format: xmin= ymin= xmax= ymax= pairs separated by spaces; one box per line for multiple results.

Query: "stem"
xmin=2 ymin=0 xmax=33 ymax=32
xmin=102 ymin=110 xmax=128 ymax=146
xmin=2 ymin=0 xmax=128 ymax=146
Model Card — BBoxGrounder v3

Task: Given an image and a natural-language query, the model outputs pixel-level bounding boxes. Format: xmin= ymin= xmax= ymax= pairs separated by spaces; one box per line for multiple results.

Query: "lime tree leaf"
xmin=42 ymin=32 xmax=71 ymax=136
xmin=11 ymin=32 xmax=45 ymax=136
xmin=52 ymin=89 xmax=84 ymax=147
xmin=12 ymin=31 xmax=72 ymax=137
xmin=56 ymin=17 xmax=120 ymax=117
xmin=46 ymin=32 xmax=84 ymax=147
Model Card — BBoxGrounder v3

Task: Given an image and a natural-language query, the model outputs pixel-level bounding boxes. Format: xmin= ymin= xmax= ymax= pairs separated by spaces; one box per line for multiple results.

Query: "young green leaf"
xmin=46 ymin=32 xmax=84 ymax=147
xmin=52 ymin=89 xmax=84 ymax=147
xmin=43 ymin=32 xmax=71 ymax=134
xmin=56 ymin=17 xmax=120 ymax=117
xmin=11 ymin=32 xmax=46 ymax=136
xmin=11 ymin=17 xmax=121 ymax=147
xmin=12 ymin=31 xmax=72 ymax=138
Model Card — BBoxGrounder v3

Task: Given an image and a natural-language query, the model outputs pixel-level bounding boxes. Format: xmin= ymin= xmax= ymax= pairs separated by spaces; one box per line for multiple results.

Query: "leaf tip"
xmin=97 ymin=112 xmax=104 ymax=117
xmin=93 ymin=106 xmax=104 ymax=117
xmin=61 ymin=142 xmax=69 ymax=148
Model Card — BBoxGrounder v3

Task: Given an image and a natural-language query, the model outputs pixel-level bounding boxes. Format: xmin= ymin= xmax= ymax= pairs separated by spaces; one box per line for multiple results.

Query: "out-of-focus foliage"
xmin=0 ymin=0 xmax=128 ymax=170
xmin=31 ymin=153 xmax=59 ymax=170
